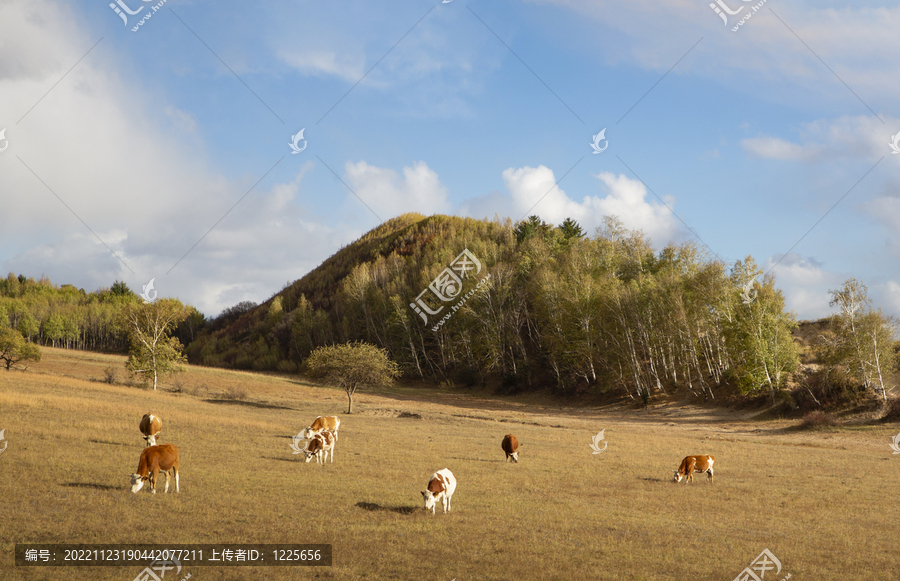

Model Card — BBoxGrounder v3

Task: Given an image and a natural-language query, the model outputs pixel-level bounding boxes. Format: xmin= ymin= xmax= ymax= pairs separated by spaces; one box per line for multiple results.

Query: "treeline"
xmin=186 ymin=213 xmax=815 ymax=400
xmin=0 ymin=274 xmax=203 ymax=353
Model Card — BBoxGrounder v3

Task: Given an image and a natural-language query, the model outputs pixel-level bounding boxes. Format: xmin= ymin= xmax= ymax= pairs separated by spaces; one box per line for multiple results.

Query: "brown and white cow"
xmin=501 ymin=434 xmax=519 ymax=463
xmin=303 ymin=431 xmax=335 ymax=464
xmin=673 ymin=454 xmax=715 ymax=484
xmin=422 ymin=468 xmax=457 ymax=515
xmin=130 ymin=443 xmax=179 ymax=494
xmin=302 ymin=415 xmax=340 ymax=442
xmin=139 ymin=413 xmax=162 ymax=447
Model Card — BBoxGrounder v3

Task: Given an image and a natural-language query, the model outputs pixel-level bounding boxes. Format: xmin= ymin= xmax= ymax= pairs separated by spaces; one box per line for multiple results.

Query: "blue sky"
xmin=1 ymin=0 xmax=899 ymax=319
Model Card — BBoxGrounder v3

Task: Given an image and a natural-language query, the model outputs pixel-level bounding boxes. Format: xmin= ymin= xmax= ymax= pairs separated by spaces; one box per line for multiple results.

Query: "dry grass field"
xmin=0 ymin=348 xmax=898 ymax=580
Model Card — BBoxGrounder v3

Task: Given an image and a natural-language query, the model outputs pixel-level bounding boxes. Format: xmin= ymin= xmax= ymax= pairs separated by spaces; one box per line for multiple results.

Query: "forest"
xmin=2 ymin=213 xmax=896 ymax=404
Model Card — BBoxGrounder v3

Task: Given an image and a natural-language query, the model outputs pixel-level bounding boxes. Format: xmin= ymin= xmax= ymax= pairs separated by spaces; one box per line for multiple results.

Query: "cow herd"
xmin=128 ymin=412 xmax=716 ymax=510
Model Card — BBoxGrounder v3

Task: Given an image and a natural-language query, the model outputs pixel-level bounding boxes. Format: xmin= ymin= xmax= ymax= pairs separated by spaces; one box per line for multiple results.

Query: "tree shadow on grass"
xmin=355 ymin=502 xmax=417 ymax=515
xmin=62 ymin=482 xmax=119 ymax=491
xmin=447 ymin=456 xmax=498 ymax=463
xmin=204 ymin=399 xmax=294 ymax=411
xmin=88 ymin=439 xmax=130 ymax=447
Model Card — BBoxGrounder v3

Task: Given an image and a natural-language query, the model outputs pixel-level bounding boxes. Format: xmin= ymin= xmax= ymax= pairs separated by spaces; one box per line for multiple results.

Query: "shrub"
xmin=881 ymin=398 xmax=900 ymax=422
xmin=222 ymin=386 xmax=248 ymax=401
xmin=103 ymin=366 xmax=119 ymax=385
xmin=800 ymin=410 xmax=838 ymax=429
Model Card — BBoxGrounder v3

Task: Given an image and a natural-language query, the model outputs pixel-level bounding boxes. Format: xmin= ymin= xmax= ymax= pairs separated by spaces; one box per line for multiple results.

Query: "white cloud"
xmin=0 ymin=1 xmax=368 ymax=317
xmin=764 ymin=252 xmax=839 ymax=320
xmin=741 ymin=115 xmax=897 ymax=162
xmin=278 ymin=50 xmax=364 ymax=82
xmin=343 ymin=160 xmax=452 ymax=220
xmin=489 ymin=165 xmax=684 ymax=247
xmin=741 ymin=136 xmax=819 ymax=161
xmin=164 ymin=106 xmax=197 ymax=134
xmin=528 ymin=0 xmax=900 ymax=104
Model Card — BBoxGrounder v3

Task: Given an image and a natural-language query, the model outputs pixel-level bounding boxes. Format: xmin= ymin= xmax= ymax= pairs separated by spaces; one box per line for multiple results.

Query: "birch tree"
xmin=122 ymin=299 xmax=189 ymax=390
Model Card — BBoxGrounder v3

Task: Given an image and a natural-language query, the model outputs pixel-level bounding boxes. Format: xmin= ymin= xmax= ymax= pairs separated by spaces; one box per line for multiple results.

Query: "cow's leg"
xmin=175 ymin=468 xmax=180 ymax=492
xmin=150 ymin=469 xmax=157 ymax=494
xmin=708 ymin=468 xmax=713 ymax=483
xmin=164 ymin=469 xmax=170 ymax=493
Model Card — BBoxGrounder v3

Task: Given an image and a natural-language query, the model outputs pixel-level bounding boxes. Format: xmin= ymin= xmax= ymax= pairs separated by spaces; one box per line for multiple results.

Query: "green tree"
xmin=305 ymin=342 xmax=401 ymax=413
xmin=513 ymin=215 xmax=551 ymax=244
xmin=122 ymin=299 xmax=189 ymax=390
xmin=825 ymin=278 xmax=898 ymax=400
xmin=110 ymin=280 xmax=133 ymax=297
xmin=43 ymin=314 xmax=65 ymax=348
xmin=0 ymin=327 xmax=41 ymax=370
xmin=723 ymin=258 xmax=800 ymax=399
xmin=558 ymin=217 xmax=585 ymax=240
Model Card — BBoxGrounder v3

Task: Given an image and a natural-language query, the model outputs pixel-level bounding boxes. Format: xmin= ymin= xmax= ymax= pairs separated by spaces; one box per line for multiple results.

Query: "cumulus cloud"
xmin=763 ymin=253 xmax=840 ymax=320
xmin=343 ymin=160 xmax=452 ymax=220
xmin=0 ymin=1 xmax=365 ymax=317
xmin=488 ymin=165 xmax=685 ymax=247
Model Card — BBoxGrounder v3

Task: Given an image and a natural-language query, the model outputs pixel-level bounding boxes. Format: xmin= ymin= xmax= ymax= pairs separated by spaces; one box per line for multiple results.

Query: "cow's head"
xmin=143 ymin=434 xmax=158 ymax=447
xmin=130 ymin=473 xmax=146 ymax=493
xmin=303 ymin=446 xmax=319 ymax=463
xmin=509 ymin=451 xmax=519 ymax=463
xmin=672 ymin=471 xmax=684 ymax=483
xmin=422 ymin=490 xmax=436 ymax=513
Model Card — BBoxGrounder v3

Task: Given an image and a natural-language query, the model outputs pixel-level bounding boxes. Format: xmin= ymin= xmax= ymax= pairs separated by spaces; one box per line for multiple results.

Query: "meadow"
xmin=0 ymin=348 xmax=897 ymax=580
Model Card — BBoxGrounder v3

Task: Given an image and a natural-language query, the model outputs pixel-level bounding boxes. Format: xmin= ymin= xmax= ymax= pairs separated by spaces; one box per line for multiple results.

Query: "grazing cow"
xmin=139 ymin=413 xmax=162 ymax=447
xmin=672 ymin=454 xmax=715 ymax=484
xmin=130 ymin=443 xmax=179 ymax=494
xmin=303 ymin=431 xmax=335 ymax=464
xmin=303 ymin=415 xmax=340 ymax=442
xmin=422 ymin=468 xmax=457 ymax=515
xmin=501 ymin=434 xmax=519 ymax=463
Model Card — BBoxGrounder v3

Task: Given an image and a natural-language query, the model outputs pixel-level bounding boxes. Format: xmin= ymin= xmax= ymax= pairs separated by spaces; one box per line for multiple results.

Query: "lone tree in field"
xmin=305 ymin=342 xmax=401 ymax=413
xmin=0 ymin=327 xmax=41 ymax=370
xmin=122 ymin=298 xmax=189 ymax=390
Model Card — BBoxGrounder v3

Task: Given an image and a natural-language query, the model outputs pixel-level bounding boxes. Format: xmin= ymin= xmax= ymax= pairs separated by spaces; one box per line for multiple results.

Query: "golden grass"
xmin=0 ymin=347 xmax=897 ymax=580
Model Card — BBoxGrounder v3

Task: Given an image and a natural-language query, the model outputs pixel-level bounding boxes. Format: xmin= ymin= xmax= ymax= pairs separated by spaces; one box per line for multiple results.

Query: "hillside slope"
xmin=184 ymin=212 xmax=858 ymax=409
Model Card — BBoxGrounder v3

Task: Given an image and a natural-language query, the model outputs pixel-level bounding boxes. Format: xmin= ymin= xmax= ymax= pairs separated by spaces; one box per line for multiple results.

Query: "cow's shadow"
xmin=62 ymin=482 xmax=119 ymax=491
xmin=355 ymin=501 xmax=417 ymax=515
